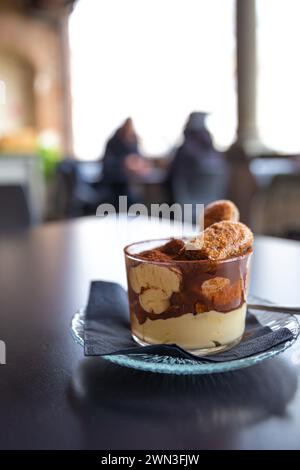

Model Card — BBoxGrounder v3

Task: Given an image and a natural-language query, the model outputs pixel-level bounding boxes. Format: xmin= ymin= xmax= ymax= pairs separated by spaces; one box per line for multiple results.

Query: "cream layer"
xmin=131 ymin=303 xmax=247 ymax=349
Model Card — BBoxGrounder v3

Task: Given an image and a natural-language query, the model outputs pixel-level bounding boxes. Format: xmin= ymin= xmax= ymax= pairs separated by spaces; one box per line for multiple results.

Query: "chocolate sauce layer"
xmin=125 ymin=241 xmax=252 ymax=325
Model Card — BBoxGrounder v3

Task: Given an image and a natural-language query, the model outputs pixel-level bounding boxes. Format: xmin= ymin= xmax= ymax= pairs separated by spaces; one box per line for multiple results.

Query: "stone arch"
xmin=0 ymin=12 xmax=63 ymax=135
xmin=0 ymin=47 xmax=36 ymax=134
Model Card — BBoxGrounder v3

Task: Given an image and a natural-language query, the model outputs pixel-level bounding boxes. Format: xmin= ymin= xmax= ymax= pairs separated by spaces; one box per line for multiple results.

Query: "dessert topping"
xmin=159 ymin=238 xmax=185 ymax=256
xmin=184 ymin=221 xmax=253 ymax=261
xmin=204 ymin=199 xmax=239 ymax=229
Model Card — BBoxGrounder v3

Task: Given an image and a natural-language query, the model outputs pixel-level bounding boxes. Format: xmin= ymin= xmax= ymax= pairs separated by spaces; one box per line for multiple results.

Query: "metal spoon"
xmin=248 ymin=303 xmax=300 ymax=315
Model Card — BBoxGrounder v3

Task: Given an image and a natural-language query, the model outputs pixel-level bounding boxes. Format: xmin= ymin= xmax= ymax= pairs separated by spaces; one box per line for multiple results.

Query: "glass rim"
xmin=124 ymin=237 xmax=253 ymax=265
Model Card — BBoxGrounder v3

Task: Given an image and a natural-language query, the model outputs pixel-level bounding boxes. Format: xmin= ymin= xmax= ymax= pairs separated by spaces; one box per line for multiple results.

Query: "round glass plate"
xmin=71 ymin=296 xmax=299 ymax=375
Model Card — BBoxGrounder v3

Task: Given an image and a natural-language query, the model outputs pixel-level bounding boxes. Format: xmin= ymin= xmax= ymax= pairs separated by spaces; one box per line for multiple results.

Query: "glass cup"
xmin=124 ymin=238 xmax=253 ymax=355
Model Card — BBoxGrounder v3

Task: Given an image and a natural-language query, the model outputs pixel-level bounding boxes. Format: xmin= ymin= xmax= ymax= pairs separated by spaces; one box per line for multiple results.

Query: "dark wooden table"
xmin=0 ymin=216 xmax=300 ymax=450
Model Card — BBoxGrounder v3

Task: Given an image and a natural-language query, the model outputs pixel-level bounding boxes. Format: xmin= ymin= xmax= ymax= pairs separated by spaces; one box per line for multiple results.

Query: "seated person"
xmin=168 ymin=112 xmax=225 ymax=207
xmin=102 ymin=118 xmax=150 ymax=205
xmin=170 ymin=112 xmax=220 ymax=177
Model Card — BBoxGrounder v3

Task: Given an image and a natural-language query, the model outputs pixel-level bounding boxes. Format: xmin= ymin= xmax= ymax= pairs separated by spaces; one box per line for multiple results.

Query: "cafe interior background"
xmin=1 ymin=0 xmax=300 ymax=238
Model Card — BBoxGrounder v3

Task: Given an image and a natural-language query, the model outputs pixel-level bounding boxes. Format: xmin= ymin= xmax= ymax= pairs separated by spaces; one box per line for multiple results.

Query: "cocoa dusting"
xmin=159 ymin=238 xmax=185 ymax=257
xmin=204 ymin=199 xmax=239 ymax=229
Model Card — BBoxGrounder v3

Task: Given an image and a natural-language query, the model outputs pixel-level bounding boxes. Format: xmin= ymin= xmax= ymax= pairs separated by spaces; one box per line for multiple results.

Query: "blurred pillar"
xmin=236 ymin=0 xmax=260 ymax=154
xmin=58 ymin=11 xmax=73 ymax=156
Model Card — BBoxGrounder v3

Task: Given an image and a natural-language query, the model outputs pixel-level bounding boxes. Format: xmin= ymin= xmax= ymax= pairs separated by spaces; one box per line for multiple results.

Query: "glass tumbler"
xmin=124 ymin=238 xmax=252 ymax=355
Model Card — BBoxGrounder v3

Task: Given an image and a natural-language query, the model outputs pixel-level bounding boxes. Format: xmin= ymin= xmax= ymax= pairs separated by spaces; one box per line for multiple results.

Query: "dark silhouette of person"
xmin=102 ymin=118 xmax=149 ymax=206
xmin=170 ymin=112 xmax=220 ymax=177
xmin=168 ymin=112 xmax=224 ymax=207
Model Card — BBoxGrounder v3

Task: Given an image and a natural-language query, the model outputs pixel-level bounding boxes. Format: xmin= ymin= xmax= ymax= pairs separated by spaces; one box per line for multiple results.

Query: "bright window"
xmin=69 ymin=0 xmax=236 ymax=159
xmin=257 ymin=0 xmax=300 ymax=153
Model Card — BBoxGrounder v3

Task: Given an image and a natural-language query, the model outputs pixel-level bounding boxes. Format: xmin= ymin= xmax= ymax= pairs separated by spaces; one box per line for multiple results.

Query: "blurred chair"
xmin=171 ymin=167 xmax=228 ymax=223
xmin=0 ymin=156 xmax=45 ymax=223
xmin=54 ymin=159 xmax=112 ymax=218
xmin=0 ymin=185 xmax=31 ymax=232
xmin=251 ymin=174 xmax=300 ymax=237
xmin=53 ymin=159 xmax=77 ymax=217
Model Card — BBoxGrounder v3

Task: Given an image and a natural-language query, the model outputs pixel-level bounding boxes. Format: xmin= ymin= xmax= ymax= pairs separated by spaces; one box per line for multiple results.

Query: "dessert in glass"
xmin=124 ymin=200 xmax=254 ymax=355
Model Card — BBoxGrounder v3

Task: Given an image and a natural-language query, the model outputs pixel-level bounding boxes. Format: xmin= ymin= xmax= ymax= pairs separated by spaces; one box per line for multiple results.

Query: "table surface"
xmin=0 ymin=215 xmax=300 ymax=450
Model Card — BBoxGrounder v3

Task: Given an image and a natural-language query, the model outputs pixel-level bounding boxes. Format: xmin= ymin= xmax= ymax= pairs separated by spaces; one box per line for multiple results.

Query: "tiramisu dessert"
xmin=124 ymin=200 xmax=253 ymax=354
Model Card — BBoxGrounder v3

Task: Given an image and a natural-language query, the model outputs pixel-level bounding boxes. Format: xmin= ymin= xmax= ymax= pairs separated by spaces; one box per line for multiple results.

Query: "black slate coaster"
xmin=84 ymin=281 xmax=294 ymax=362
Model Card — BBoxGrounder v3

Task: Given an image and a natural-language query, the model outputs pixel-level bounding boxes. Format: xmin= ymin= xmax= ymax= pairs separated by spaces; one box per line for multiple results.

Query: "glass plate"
xmin=71 ymin=296 xmax=299 ymax=375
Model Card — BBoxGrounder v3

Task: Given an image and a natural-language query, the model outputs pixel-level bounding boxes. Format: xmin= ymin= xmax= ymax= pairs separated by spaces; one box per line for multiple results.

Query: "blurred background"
xmin=1 ymin=0 xmax=300 ymax=237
